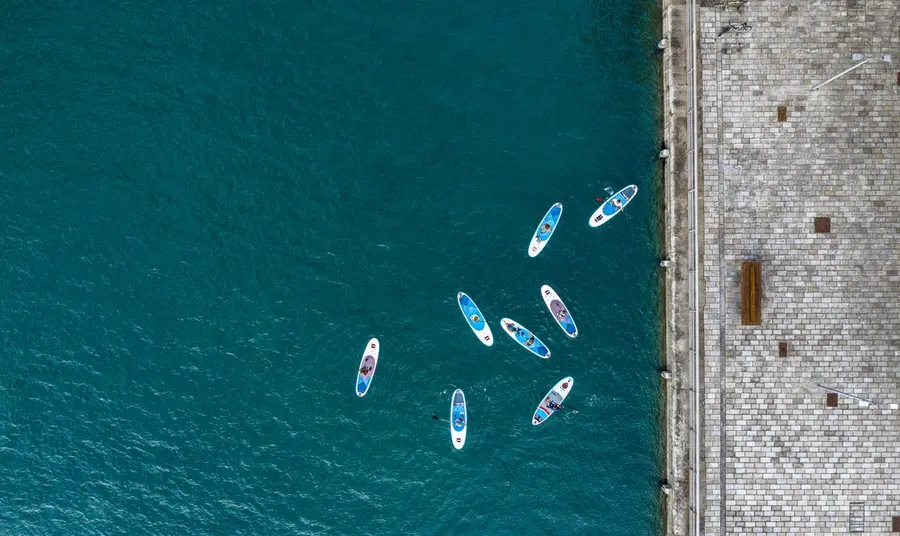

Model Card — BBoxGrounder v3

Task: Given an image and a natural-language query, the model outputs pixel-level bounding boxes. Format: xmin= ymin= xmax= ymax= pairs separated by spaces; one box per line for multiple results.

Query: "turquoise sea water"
xmin=0 ymin=1 xmax=662 ymax=534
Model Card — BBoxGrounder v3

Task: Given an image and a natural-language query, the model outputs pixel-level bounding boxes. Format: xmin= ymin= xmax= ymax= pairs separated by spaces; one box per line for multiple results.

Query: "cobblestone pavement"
xmin=698 ymin=0 xmax=900 ymax=534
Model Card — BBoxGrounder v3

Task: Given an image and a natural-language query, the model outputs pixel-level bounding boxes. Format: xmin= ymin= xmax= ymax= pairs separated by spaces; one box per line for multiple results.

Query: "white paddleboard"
xmin=457 ymin=292 xmax=493 ymax=346
xmin=499 ymin=318 xmax=550 ymax=359
xmin=528 ymin=202 xmax=562 ymax=257
xmin=541 ymin=285 xmax=578 ymax=339
xmin=532 ymin=377 xmax=574 ymax=426
xmin=355 ymin=338 xmax=379 ymax=397
xmin=450 ymin=389 xmax=467 ymax=450
xmin=589 ymin=185 xmax=638 ymax=228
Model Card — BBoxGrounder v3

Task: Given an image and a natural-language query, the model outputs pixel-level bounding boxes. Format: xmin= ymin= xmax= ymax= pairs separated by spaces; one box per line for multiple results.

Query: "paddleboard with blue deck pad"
xmin=541 ymin=285 xmax=578 ymax=338
xmin=589 ymin=185 xmax=638 ymax=228
xmin=499 ymin=318 xmax=550 ymax=359
xmin=457 ymin=292 xmax=493 ymax=346
xmin=532 ymin=377 xmax=574 ymax=426
xmin=451 ymin=389 xmax=467 ymax=450
xmin=355 ymin=338 xmax=379 ymax=397
xmin=528 ymin=202 xmax=563 ymax=257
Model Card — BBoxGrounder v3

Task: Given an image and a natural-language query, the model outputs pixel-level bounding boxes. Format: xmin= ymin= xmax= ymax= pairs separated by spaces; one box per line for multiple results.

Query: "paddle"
xmin=431 ymin=414 xmax=449 ymax=423
xmin=548 ymin=405 xmax=579 ymax=415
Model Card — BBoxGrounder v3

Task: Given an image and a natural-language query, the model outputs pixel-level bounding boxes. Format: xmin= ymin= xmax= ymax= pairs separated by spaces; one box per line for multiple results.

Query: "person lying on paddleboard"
xmin=506 ymin=324 xmax=534 ymax=346
xmin=536 ymin=223 xmax=553 ymax=240
xmin=543 ymin=396 xmax=562 ymax=410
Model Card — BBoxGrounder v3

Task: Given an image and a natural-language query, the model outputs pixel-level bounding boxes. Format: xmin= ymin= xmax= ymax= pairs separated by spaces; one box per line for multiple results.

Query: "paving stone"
xmin=699 ymin=0 xmax=900 ymax=534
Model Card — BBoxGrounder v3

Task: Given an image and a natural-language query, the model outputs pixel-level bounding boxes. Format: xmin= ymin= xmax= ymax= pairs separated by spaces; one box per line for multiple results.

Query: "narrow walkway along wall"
xmin=660 ymin=0 xmax=694 ymax=532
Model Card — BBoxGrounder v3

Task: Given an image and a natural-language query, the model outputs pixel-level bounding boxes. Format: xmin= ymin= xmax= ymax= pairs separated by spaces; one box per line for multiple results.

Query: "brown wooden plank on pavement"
xmin=741 ymin=261 xmax=762 ymax=326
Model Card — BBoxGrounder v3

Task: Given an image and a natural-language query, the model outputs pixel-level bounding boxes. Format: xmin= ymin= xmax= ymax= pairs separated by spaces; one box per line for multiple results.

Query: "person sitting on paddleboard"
xmin=470 ymin=314 xmax=480 ymax=323
xmin=359 ymin=365 xmax=371 ymax=376
xmin=547 ymin=399 xmax=561 ymax=411
xmin=454 ymin=416 xmax=465 ymax=428
xmin=538 ymin=223 xmax=552 ymax=237
xmin=558 ymin=309 xmax=568 ymax=320
xmin=525 ymin=335 xmax=535 ymax=347
xmin=612 ymin=198 xmax=624 ymax=210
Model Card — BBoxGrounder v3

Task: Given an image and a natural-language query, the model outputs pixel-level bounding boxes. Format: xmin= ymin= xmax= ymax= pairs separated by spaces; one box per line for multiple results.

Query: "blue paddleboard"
xmin=499 ymin=318 xmax=550 ymax=359
xmin=451 ymin=389 xmax=467 ymax=449
xmin=528 ymin=202 xmax=563 ymax=257
xmin=457 ymin=292 xmax=493 ymax=346
xmin=589 ymin=185 xmax=637 ymax=228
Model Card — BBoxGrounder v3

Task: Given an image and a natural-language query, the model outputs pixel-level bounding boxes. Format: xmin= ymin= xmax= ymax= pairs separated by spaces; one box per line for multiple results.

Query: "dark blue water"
xmin=0 ymin=0 xmax=662 ymax=534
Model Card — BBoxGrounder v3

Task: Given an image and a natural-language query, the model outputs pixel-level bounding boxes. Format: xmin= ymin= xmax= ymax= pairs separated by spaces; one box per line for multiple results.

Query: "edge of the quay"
xmin=659 ymin=0 xmax=692 ymax=534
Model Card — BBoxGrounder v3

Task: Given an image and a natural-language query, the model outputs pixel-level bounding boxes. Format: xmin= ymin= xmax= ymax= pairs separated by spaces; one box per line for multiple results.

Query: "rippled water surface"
xmin=0 ymin=0 xmax=662 ymax=534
